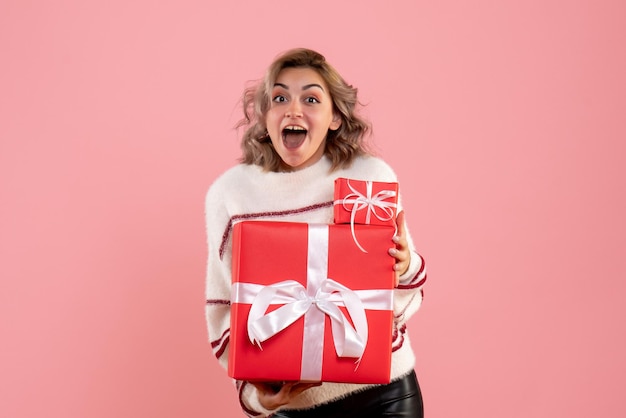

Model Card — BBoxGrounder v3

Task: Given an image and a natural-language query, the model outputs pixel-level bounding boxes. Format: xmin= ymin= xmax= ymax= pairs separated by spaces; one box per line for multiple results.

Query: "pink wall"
xmin=1 ymin=1 xmax=624 ymax=417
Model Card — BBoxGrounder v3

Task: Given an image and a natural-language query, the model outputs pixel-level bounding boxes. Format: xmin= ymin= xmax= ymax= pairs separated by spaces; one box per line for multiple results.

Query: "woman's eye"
xmin=305 ymin=97 xmax=320 ymax=104
xmin=272 ymin=95 xmax=287 ymax=103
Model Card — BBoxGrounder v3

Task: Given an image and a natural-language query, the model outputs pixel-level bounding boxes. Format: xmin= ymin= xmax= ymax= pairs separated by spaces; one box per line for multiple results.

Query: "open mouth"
xmin=282 ymin=126 xmax=307 ymax=149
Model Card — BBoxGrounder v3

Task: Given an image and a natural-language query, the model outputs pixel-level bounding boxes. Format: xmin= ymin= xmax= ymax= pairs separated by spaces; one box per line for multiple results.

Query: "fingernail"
xmin=392 ymin=236 xmax=400 ymax=243
xmin=389 ymin=248 xmax=397 ymax=256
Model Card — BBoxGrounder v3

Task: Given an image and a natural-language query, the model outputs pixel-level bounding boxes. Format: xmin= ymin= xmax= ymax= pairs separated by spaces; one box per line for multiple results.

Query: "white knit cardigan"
xmin=205 ymin=155 xmax=427 ymax=417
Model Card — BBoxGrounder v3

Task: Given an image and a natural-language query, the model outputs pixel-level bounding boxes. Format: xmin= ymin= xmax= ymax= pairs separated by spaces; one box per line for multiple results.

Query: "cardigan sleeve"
xmin=391 ymin=206 xmax=428 ymax=349
xmin=353 ymin=157 xmax=428 ymax=326
xmin=204 ymin=180 xmax=235 ymax=371
xmin=365 ymin=158 xmax=428 ymax=340
xmin=205 ymin=175 xmax=278 ymax=418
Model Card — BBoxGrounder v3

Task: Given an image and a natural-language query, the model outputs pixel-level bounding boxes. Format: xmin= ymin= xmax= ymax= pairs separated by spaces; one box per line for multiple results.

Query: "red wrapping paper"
xmin=228 ymin=221 xmax=395 ymax=384
xmin=333 ymin=178 xmax=399 ymax=227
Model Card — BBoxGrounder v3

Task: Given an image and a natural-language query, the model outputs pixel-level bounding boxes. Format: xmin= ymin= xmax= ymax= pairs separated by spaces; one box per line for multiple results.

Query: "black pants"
xmin=273 ymin=370 xmax=423 ymax=418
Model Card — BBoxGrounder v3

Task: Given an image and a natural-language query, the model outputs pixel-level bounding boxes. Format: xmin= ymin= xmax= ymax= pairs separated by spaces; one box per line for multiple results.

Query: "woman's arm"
xmin=388 ymin=210 xmax=428 ymax=327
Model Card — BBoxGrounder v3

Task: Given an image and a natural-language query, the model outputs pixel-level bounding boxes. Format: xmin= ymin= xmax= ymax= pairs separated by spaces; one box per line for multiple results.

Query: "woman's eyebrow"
xmin=273 ymin=83 xmax=325 ymax=92
xmin=303 ymin=83 xmax=325 ymax=92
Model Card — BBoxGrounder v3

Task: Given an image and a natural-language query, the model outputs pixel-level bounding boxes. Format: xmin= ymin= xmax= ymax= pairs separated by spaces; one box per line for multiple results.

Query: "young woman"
xmin=205 ymin=48 xmax=427 ymax=417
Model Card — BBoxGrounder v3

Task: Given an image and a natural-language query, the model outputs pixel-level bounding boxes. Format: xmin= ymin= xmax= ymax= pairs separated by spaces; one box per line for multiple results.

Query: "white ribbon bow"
xmin=336 ymin=180 xmax=397 ymax=252
xmin=247 ymin=279 xmax=369 ymax=360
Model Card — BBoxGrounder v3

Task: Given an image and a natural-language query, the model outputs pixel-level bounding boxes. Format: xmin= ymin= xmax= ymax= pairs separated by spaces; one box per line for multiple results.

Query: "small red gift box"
xmin=333 ymin=178 xmax=399 ymax=252
xmin=229 ymin=221 xmax=395 ymax=384
xmin=334 ymin=178 xmax=399 ymax=226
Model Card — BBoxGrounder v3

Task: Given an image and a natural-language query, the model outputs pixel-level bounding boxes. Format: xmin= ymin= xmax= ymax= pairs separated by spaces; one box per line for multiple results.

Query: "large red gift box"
xmin=229 ymin=221 xmax=395 ymax=384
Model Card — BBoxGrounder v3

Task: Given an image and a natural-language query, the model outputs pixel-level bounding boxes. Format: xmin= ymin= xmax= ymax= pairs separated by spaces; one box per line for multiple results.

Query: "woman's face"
xmin=265 ymin=67 xmax=341 ymax=171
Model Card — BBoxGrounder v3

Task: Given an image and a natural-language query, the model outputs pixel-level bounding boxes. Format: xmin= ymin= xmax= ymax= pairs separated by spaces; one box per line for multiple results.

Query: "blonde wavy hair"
xmin=238 ymin=48 xmax=371 ymax=172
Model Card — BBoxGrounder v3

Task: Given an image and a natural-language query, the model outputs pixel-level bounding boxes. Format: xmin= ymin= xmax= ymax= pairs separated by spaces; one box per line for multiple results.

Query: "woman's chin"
xmin=279 ymin=154 xmax=316 ymax=171
xmin=281 ymin=159 xmax=305 ymax=171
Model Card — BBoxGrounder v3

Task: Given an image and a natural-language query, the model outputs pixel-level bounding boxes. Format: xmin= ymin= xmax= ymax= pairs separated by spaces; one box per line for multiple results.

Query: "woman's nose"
xmin=285 ymin=100 xmax=302 ymax=118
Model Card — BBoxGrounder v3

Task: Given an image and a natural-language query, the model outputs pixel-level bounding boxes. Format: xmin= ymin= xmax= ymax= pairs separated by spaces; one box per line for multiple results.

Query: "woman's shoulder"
xmin=206 ymin=163 xmax=257 ymax=202
xmin=342 ymin=155 xmax=398 ymax=182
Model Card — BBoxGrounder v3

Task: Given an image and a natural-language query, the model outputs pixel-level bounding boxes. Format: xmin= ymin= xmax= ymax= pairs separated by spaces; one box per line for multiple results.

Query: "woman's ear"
xmin=330 ymin=112 xmax=342 ymax=131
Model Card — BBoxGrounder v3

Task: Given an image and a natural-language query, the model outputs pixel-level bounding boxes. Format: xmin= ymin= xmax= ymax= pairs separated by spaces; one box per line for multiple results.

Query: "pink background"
xmin=1 ymin=1 xmax=624 ymax=417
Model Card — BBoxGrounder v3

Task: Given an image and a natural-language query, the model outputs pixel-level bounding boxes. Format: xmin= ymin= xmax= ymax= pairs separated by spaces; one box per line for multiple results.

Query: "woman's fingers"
xmin=389 ymin=211 xmax=410 ymax=280
xmin=288 ymin=382 xmax=323 ymax=397
xmin=252 ymin=381 xmax=322 ymax=410
xmin=396 ymin=210 xmax=407 ymax=239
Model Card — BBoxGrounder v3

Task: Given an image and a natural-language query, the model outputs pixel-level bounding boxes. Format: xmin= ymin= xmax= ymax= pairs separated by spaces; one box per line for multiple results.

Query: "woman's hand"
xmin=388 ymin=211 xmax=410 ymax=286
xmin=251 ymin=381 xmax=322 ymax=410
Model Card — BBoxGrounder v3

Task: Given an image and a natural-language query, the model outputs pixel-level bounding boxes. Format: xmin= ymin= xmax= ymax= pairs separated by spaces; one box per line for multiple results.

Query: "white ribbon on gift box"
xmin=230 ymin=224 xmax=393 ymax=381
xmin=334 ymin=179 xmax=398 ymax=252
